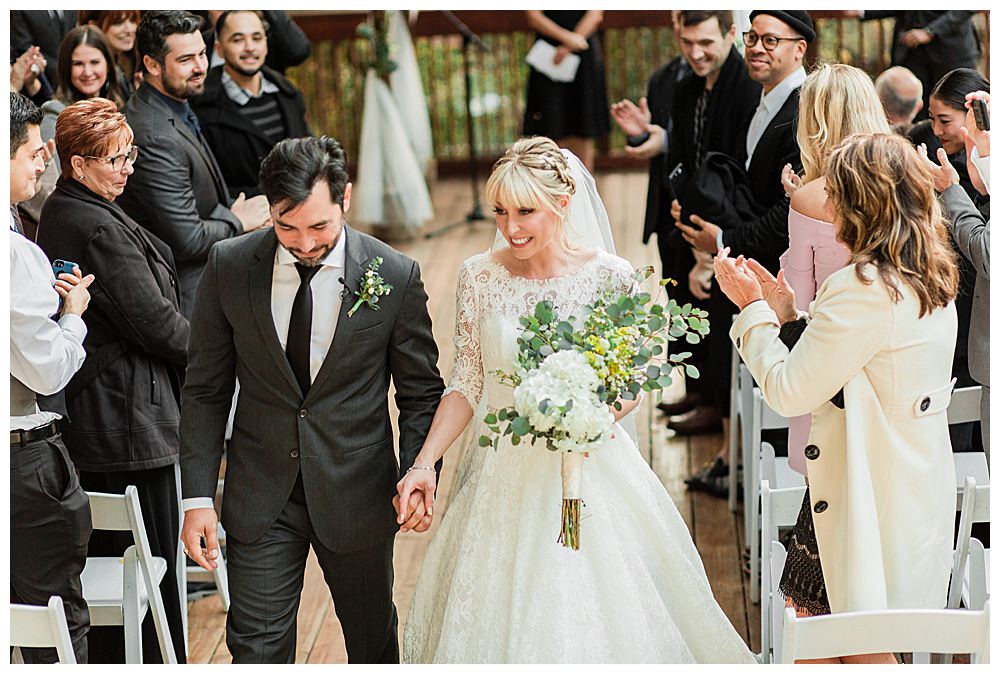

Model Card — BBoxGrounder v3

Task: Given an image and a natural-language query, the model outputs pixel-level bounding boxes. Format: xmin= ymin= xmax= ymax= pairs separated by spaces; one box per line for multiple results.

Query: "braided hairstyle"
xmin=485 ymin=137 xmax=576 ymax=226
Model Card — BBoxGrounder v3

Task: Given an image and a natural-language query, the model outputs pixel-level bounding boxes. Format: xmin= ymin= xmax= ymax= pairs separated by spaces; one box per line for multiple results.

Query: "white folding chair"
xmin=759 ymin=479 xmax=806 ymax=663
xmin=745 ymin=388 xmax=788 ymax=603
xmin=779 ymin=602 xmax=990 ymax=664
xmin=727 ymin=338 xmax=743 ymax=512
xmin=9 ymin=596 xmax=76 ymax=664
xmin=82 ymin=486 xmax=177 ymax=664
xmin=950 ymin=477 xmax=991 ymax=609
xmin=949 ymin=386 xmax=990 ymax=502
xmin=761 ymin=441 xmax=806 ymax=491
xmin=966 ymin=538 xmax=990 ymax=611
xmin=174 ymin=464 xmax=231 ymax=658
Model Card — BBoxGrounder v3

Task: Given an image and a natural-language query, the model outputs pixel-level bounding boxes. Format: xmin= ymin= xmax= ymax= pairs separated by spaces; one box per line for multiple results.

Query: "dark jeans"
xmin=10 ymin=433 xmax=92 ymax=663
xmin=225 ymin=475 xmax=399 ymax=663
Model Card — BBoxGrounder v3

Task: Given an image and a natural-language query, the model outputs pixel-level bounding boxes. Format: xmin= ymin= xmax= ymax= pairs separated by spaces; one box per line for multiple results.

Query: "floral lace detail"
xmin=403 ymin=250 xmax=756 ymax=663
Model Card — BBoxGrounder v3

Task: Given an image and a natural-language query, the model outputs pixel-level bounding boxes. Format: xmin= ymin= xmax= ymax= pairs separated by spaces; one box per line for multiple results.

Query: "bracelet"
xmin=406 ymin=464 xmax=435 ymax=473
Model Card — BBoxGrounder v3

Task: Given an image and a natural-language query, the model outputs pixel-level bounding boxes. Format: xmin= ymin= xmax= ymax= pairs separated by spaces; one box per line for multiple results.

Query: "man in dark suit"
xmin=179 ymin=137 xmax=444 ymax=663
xmin=858 ymin=11 xmax=980 ymax=121
xmin=10 ymin=10 xmax=76 ymax=87
xmin=117 ymin=11 xmax=271 ymax=317
xmin=672 ymin=9 xmax=809 ymax=494
xmin=192 ymin=10 xmax=311 ymax=198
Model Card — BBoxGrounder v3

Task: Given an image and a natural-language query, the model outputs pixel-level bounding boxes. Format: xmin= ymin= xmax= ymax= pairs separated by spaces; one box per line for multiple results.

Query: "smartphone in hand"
xmin=972 ymin=98 xmax=990 ymax=132
xmin=51 ymin=259 xmax=79 ymax=278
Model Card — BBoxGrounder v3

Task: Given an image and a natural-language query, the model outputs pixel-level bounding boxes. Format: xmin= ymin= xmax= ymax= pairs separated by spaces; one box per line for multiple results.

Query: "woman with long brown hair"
xmin=717 ymin=133 xmax=959 ymax=663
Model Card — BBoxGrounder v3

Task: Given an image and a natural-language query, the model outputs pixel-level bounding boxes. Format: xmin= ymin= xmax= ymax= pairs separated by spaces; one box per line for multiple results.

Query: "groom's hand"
xmin=392 ymin=491 xmax=433 ymax=533
xmin=181 ymin=507 xmax=221 ymax=571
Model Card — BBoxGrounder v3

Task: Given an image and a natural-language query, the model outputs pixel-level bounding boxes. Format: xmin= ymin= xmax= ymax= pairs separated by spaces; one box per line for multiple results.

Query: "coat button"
xmin=804 ymin=444 xmax=820 ymax=460
xmin=299 ymin=409 xmax=307 ymax=418
xmin=920 ymin=397 xmax=931 ymax=412
xmin=736 ymin=337 xmax=742 ymax=349
xmin=813 ymin=500 xmax=829 ymax=514
xmin=290 ymin=449 xmax=299 ymax=459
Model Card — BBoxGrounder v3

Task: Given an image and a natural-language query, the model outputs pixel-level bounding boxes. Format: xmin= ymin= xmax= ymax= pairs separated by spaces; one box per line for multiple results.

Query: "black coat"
xmin=36 ymin=177 xmax=190 ymax=472
xmin=118 ymin=83 xmax=242 ymax=317
xmin=11 ymin=10 xmax=76 ymax=87
xmin=863 ymin=11 xmax=980 ymax=71
xmin=639 ymin=56 xmax=689 ymax=245
xmin=721 ymin=86 xmax=802 ymax=272
xmin=191 ymin=65 xmax=311 ymax=198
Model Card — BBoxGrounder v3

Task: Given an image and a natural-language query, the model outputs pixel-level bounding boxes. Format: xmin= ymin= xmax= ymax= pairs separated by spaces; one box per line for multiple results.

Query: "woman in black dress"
xmin=523 ymin=10 xmax=610 ymax=171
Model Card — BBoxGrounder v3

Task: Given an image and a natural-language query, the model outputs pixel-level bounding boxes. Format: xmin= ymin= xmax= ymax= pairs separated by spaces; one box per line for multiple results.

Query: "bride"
xmin=399 ymin=137 xmax=755 ymax=664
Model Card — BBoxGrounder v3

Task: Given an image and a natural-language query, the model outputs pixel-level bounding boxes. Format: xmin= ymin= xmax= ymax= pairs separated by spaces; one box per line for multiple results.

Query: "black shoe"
xmin=684 ymin=457 xmax=728 ymax=490
xmin=657 ymin=392 xmax=702 ymax=416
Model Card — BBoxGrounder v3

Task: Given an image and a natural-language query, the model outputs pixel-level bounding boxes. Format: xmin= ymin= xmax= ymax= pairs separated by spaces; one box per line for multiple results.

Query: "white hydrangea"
xmin=513 ymin=350 xmax=613 ymax=453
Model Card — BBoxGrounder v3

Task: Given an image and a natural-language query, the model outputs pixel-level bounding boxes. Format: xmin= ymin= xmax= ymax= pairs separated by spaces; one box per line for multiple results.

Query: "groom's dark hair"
xmin=258 ymin=136 xmax=350 ymax=215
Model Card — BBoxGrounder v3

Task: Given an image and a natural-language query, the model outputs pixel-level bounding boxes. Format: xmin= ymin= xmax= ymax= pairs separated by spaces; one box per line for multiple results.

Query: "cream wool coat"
xmin=731 ymin=263 xmax=957 ymax=613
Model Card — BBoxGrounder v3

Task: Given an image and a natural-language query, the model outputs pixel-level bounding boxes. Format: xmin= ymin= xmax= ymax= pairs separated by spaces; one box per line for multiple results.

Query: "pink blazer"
xmin=779 ymin=206 xmax=851 ymax=475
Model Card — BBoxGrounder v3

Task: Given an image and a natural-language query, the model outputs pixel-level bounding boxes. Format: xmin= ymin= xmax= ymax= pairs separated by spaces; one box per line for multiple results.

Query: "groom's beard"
xmin=281 ymin=241 xmax=334 ymax=267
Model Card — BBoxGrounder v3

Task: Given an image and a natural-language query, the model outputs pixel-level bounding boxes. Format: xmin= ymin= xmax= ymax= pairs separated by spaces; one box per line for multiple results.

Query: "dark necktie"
xmin=286 ymin=263 xmax=321 ymax=396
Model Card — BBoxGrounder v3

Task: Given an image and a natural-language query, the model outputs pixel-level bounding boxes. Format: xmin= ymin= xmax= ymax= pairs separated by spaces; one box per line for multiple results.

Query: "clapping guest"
xmin=36 ymin=98 xmax=189 ymax=664
xmin=778 ymin=63 xmax=890 ymax=477
xmin=718 ymin=133 xmax=958 ymax=663
xmin=78 ymin=10 xmax=142 ymax=97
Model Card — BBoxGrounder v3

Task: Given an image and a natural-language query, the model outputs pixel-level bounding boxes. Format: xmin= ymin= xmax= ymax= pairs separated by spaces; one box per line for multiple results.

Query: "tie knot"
xmin=295 ymin=262 xmax=322 ymax=284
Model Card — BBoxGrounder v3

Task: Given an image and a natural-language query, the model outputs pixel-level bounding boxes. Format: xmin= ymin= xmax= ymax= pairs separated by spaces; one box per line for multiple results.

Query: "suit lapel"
xmin=248 ymin=229 xmax=301 ymax=393
xmin=306 ymin=226 xmax=366 ymax=399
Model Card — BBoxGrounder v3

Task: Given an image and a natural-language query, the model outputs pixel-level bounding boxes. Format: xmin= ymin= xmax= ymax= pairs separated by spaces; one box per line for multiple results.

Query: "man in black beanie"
xmin=671 ymin=10 xmax=811 ymax=496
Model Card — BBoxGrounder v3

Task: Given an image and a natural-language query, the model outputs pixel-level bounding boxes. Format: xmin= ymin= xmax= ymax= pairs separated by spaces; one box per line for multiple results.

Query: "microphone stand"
xmin=424 ymin=11 xmax=492 ymax=239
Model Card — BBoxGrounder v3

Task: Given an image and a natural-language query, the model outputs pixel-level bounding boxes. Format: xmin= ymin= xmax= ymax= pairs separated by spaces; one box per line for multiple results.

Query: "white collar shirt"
xmin=271 ymin=227 xmax=348 ymax=383
xmin=745 ymin=66 xmax=807 ymax=170
xmin=9 ymin=217 xmax=88 ymax=431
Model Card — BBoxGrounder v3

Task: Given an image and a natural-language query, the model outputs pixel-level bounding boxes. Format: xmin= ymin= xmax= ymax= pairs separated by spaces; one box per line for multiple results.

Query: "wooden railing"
xmin=285 ymin=10 xmax=990 ymax=174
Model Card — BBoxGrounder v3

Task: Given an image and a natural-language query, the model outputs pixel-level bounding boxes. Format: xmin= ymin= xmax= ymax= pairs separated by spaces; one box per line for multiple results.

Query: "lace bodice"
xmin=444 ymin=250 xmax=635 ymax=411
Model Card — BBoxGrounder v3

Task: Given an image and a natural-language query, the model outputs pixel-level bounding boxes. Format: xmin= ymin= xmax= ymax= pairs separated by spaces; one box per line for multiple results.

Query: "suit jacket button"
xmin=290 ymin=449 xmax=299 ymax=459
xmin=813 ymin=500 xmax=829 ymax=514
xmin=299 ymin=409 xmax=307 ymax=418
xmin=920 ymin=397 xmax=931 ymax=412
xmin=804 ymin=444 xmax=820 ymax=460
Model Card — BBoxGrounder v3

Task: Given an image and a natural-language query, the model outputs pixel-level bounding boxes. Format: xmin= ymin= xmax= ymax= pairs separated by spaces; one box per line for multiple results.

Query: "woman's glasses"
xmin=84 ymin=146 xmax=139 ymax=171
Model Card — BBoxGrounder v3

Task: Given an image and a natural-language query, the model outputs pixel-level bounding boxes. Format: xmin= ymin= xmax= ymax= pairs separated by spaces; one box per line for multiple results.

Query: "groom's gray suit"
xmin=179 ymin=224 xmax=443 ymax=662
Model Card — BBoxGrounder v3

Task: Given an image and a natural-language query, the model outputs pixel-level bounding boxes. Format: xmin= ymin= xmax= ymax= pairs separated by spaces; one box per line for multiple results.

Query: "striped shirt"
xmin=222 ymin=70 xmax=287 ymax=145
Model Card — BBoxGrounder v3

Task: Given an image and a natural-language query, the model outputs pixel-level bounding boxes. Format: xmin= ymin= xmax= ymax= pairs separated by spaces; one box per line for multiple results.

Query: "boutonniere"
xmin=347 ymin=256 xmax=393 ymax=317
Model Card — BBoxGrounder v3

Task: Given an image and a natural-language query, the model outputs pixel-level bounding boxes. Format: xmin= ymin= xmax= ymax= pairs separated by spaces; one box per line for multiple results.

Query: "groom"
xmin=179 ymin=136 xmax=444 ymax=663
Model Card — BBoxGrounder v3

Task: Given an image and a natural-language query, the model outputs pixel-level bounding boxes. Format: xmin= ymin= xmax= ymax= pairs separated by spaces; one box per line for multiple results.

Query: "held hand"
xmin=676 ymin=214 xmax=721 ymax=254
xmin=713 ymin=247 xmax=763 ymax=310
xmin=781 ymin=163 xmax=803 ymax=198
xmin=624 ymin=124 xmax=665 ymax=160
xmin=231 ymin=193 xmax=271 ymax=232
xmin=55 ymin=267 xmax=95 ymax=317
xmin=180 ymin=507 xmax=220 ymax=571
xmin=564 ymin=31 xmax=589 ymax=51
xmin=553 ymin=45 xmax=570 ymax=66
xmin=916 ymin=143 xmax=960 ymax=192
xmin=396 ymin=463 xmax=436 ymax=533
xmin=745 ymin=258 xmax=797 ymax=323
xmin=611 ymin=97 xmax=652 ymax=137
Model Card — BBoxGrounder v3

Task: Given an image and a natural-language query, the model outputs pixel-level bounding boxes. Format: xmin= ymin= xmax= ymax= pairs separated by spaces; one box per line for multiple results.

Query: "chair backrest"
xmin=780 ymin=602 xmax=990 ymax=664
xmin=769 ymin=541 xmax=789 ymax=663
xmin=966 ymin=538 xmax=989 ymax=611
xmin=9 ymin=596 xmax=76 ymax=664
xmin=86 ymin=487 xmax=160 ymax=604
xmin=760 ymin=480 xmax=806 ymax=547
xmin=948 ymin=477 xmax=991 ymax=609
xmin=948 ymin=386 xmax=982 ymax=424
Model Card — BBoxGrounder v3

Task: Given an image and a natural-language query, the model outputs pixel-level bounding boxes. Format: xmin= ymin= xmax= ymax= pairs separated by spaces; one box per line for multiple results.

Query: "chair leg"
xmin=123 ymin=546 xmax=143 ymax=664
xmin=174 ymin=462 xmax=190 ymax=658
xmin=213 ymin=547 xmax=231 ymax=611
xmin=144 ymin=573 xmax=178 ymax=664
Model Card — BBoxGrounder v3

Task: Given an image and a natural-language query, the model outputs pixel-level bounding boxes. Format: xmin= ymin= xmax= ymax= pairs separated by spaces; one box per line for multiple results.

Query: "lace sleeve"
xmin=443 ymin=259 xmax=484 ymax=409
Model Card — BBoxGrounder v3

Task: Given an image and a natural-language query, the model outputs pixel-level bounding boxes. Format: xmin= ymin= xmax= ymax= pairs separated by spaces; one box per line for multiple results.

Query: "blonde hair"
xmin=797 ymin=63 xmax=891 ymax=183
xmin=485 ymin=137 xmax=576 ymax=223
xmin=825 ymin=133 xmax=958 ymax=316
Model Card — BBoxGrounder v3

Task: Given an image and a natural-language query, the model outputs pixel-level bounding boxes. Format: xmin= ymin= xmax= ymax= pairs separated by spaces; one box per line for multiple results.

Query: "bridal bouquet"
xmin=480 ymin=267 xmax=710 ymax=549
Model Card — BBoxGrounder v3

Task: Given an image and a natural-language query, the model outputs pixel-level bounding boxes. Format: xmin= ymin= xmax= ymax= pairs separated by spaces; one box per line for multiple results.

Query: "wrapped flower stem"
xmin=558 ymin=451 xmax=585 ymax=550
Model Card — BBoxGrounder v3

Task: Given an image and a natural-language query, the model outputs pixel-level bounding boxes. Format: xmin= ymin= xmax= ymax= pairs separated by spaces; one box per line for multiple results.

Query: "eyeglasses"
xmin=83 ymin=146 xmax=138 ymax=171
xmin=743 ymin=31 xmax=804 ymax=51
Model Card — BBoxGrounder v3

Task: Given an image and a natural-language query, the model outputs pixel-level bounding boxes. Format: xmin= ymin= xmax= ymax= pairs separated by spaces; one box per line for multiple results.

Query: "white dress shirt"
xmin=745 ymin=66 xmax=807 ymax=170
xmin=9 ymin=222 xmax=87 ymax=431
xmin=183 ymin=230 xmax=348 ymax=511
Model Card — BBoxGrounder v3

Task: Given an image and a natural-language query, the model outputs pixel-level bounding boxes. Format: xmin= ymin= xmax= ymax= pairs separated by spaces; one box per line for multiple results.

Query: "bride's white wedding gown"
xmin=403 ymin=251 xmax=756 ymax=664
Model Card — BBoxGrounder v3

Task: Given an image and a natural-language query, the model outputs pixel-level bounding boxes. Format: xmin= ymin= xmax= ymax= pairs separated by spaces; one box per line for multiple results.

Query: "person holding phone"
xmin=36 ymin=98 xmax=190 ymax=663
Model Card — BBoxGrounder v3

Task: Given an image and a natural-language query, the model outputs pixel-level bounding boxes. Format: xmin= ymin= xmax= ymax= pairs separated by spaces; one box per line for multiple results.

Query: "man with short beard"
xmin=192 ymin=10 xmax=311 ymax=199
xmin=118 ymin=10 xmax=272 ymax=317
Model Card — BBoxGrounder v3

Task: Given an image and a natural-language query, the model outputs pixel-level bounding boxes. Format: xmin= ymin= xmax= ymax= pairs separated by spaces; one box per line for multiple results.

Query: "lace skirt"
xmin=778 ymin=488 xmax=831 ymax=616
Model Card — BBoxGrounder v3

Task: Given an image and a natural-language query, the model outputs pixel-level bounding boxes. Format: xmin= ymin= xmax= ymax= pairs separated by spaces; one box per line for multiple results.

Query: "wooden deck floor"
xmin=185 ymin=170 xmax=759 ymax=663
